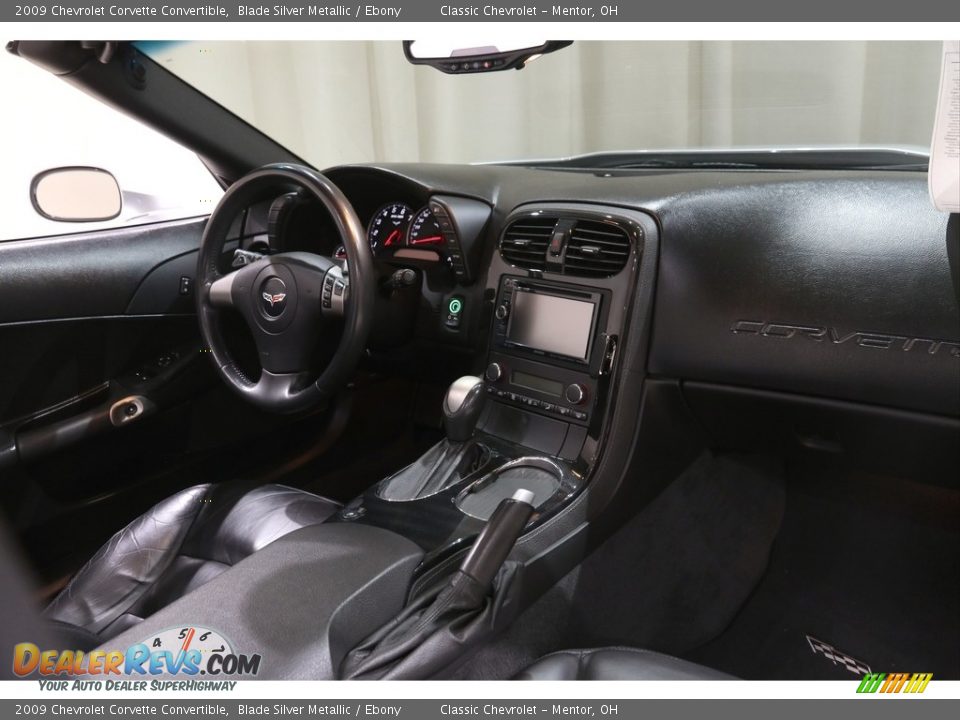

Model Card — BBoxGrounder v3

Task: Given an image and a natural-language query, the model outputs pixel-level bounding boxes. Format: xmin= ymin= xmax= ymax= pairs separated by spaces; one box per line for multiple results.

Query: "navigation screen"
xmin=508 ymin=290 xmax=594 ymax=360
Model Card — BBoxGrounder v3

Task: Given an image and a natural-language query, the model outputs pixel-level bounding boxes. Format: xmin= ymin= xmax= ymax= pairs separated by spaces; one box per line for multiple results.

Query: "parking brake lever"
xmin=458 ymin=489 xmax=535 ymax=591
xmin=340 ymin=488 xmax=535 ymax=679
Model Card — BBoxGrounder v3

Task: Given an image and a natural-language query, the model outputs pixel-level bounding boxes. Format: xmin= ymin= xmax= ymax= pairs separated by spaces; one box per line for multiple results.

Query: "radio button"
xmin=485 ymin=363 xmax=503 ymax=382
xmin=564 ymin=384 xmax=587 ymax=405
xmin=495 ymin=303 xmax=510 ymax=320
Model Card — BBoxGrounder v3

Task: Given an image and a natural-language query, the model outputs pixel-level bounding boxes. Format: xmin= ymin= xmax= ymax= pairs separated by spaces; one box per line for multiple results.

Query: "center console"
xmin=336 ymin=203 xmax=644 ymax=570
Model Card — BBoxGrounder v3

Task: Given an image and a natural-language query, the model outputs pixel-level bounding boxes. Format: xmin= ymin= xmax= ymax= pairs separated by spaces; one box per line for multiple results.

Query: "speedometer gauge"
xmin=406 ymin=207 xmax=445 ymax=248
xmin=368 ymin=203 xmax=414 ymax=252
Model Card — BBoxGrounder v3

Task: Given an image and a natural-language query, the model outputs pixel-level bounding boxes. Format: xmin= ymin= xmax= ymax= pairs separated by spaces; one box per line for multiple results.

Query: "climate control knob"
xmin=564 ymin=383 xmax=586 ymax=405
xmin=485 ymin=362 xmax=503 ymax=382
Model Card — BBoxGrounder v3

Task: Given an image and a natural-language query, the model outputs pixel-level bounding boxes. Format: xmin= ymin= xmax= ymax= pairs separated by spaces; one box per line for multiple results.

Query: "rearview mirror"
xmin=31 ymin=167 xmax=122 ymax=222
xmin=403 ymin=40 xmax=572 ymax=74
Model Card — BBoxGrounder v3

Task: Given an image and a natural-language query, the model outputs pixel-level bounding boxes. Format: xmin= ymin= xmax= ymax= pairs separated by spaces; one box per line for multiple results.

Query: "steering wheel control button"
xmin=322 ymin=274 xmax=335 ymax=308
xmin=321 ymin=266 xmax=348 ymax=316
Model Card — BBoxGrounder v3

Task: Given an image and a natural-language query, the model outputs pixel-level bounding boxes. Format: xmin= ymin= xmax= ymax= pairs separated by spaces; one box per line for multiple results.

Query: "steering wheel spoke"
xmin=245 ymin=370 xmax=314 ymax=409
xmin=207 ymin=271 xmax=238 ymax=309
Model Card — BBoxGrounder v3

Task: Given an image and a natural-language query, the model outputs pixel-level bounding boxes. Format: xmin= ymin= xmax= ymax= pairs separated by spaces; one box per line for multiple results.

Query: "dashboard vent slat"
xmin=500 ymin=216 xmax=558 ymax=271
xmin=564 ymin=219 xmax=631 ymax=277
xmin=500 ymin=215 xmax=633 ymax=277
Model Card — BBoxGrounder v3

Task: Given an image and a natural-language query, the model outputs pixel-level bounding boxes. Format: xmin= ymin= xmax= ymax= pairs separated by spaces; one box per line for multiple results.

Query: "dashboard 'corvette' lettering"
xmin=731 ymin=320 xmax=960 ymax=358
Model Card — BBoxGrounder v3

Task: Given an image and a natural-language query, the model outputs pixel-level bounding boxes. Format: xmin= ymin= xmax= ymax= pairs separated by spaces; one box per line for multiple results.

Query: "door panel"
xmin=0 ymin=217 xmax=206 ymax=326
xmin=0 ymin=214 xmax=309 ymax=583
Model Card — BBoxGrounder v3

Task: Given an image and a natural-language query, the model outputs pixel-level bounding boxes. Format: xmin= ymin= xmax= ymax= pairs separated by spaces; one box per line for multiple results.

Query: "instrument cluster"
xmin=366 ymin=202 xmax=446 ymax=255
xmin=332 ymin=197 xmax=471 ymax=283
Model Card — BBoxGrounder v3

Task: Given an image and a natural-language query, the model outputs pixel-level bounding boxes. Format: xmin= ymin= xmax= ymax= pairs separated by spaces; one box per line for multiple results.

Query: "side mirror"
xmin=403 ymin=40 xmax=572 ymax=75
xmin=31 ymin=167 xmax=122 ymax=222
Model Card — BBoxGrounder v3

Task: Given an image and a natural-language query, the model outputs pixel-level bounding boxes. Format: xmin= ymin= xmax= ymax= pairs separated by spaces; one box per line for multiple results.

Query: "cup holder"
xmin=455 ymin=456 xmax=565 ymax=521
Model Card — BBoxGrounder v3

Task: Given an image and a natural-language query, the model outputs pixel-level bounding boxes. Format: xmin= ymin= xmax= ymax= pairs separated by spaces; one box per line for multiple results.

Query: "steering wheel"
xmin=196 ymin=163 xmax=375 ymax=413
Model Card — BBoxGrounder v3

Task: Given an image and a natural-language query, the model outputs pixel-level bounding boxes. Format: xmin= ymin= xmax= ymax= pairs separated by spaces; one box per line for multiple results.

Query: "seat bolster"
xmin=43 ymin=485 xmax=212 ymax=633
xmin=517 ymin=647 xmax=733 ymax=680
xmin=44 ymin=483 xmax=341 ymax=640
xmin=180 ymin=484 xmax=342 ymax=566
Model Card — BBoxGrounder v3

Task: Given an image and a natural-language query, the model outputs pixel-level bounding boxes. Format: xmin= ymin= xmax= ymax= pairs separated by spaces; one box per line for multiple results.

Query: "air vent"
xmin=564 ymin=219 xmax=631 ymax=277
xmin=500 ymin=217 xmax=558 ymax=271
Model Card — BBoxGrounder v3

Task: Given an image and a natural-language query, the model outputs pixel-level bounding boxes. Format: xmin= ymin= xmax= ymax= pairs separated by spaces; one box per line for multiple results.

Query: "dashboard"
xmin=239 ymin=161 xmax=958 ymax=423
xmin=260 ymin=159 xmax=958 ymax=496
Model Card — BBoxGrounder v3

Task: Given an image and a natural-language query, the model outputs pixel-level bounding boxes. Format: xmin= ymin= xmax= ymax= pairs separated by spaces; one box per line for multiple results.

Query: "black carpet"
xmin=456 ymin=455 xmax=959 ymax=680
xmin=454 ymin=452 xmax=787 ymax=679
xmin=685 ymin=466 xmax=960 ymax=679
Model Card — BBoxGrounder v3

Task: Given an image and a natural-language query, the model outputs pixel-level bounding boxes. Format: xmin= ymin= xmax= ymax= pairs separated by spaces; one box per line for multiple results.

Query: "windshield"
xmin=138 ymin=41 xmax=941 ymax=167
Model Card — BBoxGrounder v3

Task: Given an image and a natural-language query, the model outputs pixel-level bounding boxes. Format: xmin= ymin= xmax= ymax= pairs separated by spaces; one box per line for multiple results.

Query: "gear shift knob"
xmin=443 ymin=376 xmax=485 ymax=442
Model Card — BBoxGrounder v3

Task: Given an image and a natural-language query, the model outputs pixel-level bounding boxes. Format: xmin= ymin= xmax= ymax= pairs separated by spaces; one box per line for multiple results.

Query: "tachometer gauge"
xmin=406 ymin=207 xmax=446 ymax=248
xmin=368 ymin=203 xmax=414 ymax=252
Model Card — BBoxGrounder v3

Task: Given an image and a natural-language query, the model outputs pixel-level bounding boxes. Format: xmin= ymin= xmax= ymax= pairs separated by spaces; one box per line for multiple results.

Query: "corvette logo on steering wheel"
xmin=259 ymin=277 xmax=289 ymax=318
xmin=262 ymin=292 xmax=287 ymax=307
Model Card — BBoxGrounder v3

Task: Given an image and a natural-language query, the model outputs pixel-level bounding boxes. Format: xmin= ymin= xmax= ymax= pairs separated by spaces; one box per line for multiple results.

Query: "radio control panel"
xmin=484 ymin=351 xmax=595 ymax=426
xmin=485 ymin=276 xmax=611 ymax=428
xmin=485 ymin=385 xmax=589 ymax=422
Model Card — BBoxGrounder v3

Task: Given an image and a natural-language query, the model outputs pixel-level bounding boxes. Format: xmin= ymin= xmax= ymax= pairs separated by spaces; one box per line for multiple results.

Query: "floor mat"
xmin=685 ymin=466 xmax=960 ymax=679
xmin=454 ymin=452 xmax=786 ymax=679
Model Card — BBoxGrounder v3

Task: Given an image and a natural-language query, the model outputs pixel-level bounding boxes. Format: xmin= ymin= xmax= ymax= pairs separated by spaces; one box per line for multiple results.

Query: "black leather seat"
xmin=517 ymin=647 xmax=732 ymax=680
xmin=44 ymin=483 xmax=339 ymax=644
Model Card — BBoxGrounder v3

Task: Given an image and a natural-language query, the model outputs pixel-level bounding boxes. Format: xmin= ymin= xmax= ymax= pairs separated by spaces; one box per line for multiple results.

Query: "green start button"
xmin=448 ymin=298 xmax=463 ymax=315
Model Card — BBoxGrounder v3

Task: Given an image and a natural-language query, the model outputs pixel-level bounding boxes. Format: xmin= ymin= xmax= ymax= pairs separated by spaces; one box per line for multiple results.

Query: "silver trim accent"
xmin=484 ymin=362 xmax=502 ymax=382
xmin=444 ymin=375 xmax=482 ymax=414
xmin=564 ymin=383 xmax=586 ymax=405
xmin=108 ymin=395 xmax=153 ymax=427
xmin=454 ymin=455 xmax=569 ymax=521
xmin=395 ymin=248 xmax=441 ymax=261
xmin=512 ymin=488 xmax=536 ymax=505
xmin=208 ymin=272 xmax=237 ymax=308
